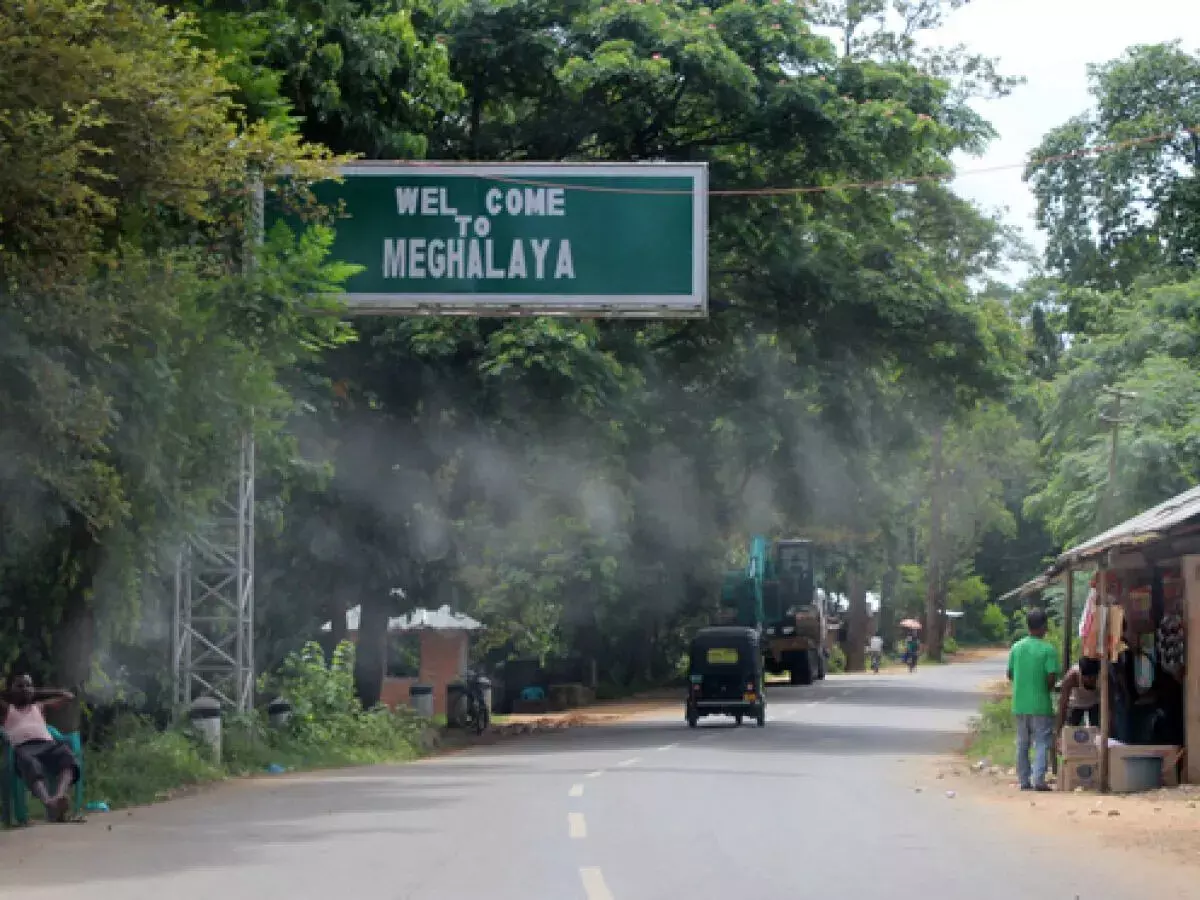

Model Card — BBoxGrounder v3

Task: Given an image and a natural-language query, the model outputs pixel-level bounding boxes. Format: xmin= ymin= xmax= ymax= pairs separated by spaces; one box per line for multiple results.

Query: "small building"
xmin=1004 ymin=485 xmax=1200 ymax=791
xmin=322 ymin=604 xmax=482 ymax=718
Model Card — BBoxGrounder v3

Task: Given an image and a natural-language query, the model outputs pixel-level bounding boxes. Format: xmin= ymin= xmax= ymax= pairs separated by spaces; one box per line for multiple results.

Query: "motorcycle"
xmin=455 ymin=669 xmax=491 ymax=735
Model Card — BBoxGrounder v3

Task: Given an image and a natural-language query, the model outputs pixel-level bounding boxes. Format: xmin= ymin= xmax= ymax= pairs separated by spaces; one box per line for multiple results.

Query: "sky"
xmin=935 ymin=0 xmax=1200 ymax=264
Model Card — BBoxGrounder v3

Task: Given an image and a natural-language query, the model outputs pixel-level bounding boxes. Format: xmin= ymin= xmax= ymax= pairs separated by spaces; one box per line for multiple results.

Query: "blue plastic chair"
xmin=2 ymin=726 xmax=85 ymax=826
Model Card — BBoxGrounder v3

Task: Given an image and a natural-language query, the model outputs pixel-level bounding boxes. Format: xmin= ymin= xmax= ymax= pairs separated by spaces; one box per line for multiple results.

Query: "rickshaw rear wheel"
xmin=686 ymin=708 xmax=699 ymax=728
xmin=734 ymin=713 xmax=744 ymax=726
xmin=756 ymin=708 xmax=766 ymax=727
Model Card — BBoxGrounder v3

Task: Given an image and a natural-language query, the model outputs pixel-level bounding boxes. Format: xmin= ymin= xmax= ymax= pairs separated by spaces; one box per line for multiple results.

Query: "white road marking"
xmin=616 ymin=757 xmax=640 ymax=767
xmin=585 ymin=770 xmax=605 ymax=779
xmin=657 ymin=742 xmax=678 ymax=751
xmin=569 ymin=783 xmax=584 ymax=798
xmin=580 ymin=868 xmax=615 ymax=900
xmin=568 ymin=812 xmax=588 ymax=839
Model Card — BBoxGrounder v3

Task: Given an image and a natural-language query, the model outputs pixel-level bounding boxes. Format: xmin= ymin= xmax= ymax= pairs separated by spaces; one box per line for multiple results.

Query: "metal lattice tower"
xmin=173 ymin=434 xmax=255 ymax=713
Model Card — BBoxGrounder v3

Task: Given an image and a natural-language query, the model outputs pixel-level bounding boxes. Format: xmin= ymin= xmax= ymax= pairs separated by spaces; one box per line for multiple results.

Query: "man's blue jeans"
xmin=1015 ymin=714 xmax=1054 ymax=788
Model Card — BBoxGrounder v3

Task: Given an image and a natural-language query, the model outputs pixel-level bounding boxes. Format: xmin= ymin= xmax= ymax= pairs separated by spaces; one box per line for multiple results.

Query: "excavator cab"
xmin=717 ymin=536 xmax=828 ymax=684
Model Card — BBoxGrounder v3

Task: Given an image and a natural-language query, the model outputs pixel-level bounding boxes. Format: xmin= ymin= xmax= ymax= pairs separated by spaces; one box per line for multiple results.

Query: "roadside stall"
xmin=1003 ymin=485 xmax=1200 ymax=793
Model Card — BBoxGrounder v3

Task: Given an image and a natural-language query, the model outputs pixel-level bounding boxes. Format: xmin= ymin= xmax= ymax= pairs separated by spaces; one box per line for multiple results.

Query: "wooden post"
xmin=1184 ymin=555 xmax=1200 ymax=783
xmin=1050 ymin=570 xmax=1075 ymax=781
xmin=1062 ymin=570 xmax=1074 ymax=678
xmin=1098 ymin=568 xmax=1111 ymax=793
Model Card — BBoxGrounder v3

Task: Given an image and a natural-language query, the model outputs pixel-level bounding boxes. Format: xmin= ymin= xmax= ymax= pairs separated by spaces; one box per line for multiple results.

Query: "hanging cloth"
xmin=1104 ymin=604 xmax=1126 ymax=662
xmin=1079 ymin=586 xmax=1100 ymax=658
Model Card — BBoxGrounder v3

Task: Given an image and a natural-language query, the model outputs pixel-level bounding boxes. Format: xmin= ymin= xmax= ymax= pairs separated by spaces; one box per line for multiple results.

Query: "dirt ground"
xmin=930 ymin=654 xmax=1200 ymax=875
xmin=495 ymin=689 xmax=681 ymax=727
xmin=949 ymin=646 xmax=1009 ymax=663
xmin=929 ymin=755 xmax=1200 ymax=873
xmin=499 ymin=650 xmax=1008 ymax=730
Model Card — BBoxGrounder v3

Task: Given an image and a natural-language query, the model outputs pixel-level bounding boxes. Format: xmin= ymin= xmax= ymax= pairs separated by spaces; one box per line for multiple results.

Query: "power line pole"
xmin=1099 ymin=385 xmax=1136 ymax=530
xmin=172 ymin=179 xmax=261 ymax=717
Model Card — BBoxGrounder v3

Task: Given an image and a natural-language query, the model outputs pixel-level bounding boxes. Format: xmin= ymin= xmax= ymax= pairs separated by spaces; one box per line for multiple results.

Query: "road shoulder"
xmin=929 ymin=752 xmax=1200 ymax=877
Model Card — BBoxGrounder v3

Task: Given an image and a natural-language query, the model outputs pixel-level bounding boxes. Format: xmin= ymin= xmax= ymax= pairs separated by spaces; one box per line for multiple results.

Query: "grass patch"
xmin=80 ymin=642 xmax=432 ymax=811
xmin=965 ymin=685 xmax=1016 ymax=768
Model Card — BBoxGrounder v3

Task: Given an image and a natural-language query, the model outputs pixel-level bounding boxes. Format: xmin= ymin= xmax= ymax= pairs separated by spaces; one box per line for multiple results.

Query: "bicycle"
xmin=455 ymin=670 xmax=491 ymax=735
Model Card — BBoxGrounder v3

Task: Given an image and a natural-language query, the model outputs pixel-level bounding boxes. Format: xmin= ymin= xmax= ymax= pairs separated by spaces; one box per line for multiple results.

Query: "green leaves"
xmin=1026 ymin=277 xmax=1200 ymax=546
xmin=0 ymin=0 xmax=360 ymax=688
xmin=1027 ymin=42 xmax=1200 ymax=290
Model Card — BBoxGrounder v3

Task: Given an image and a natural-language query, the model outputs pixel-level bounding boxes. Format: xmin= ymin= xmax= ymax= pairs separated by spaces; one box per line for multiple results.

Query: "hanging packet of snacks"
xmin=1157 ymin=614 xmax=1186 ymax=678
xmin=1125 ymin=583 xmax=1153 ymax=632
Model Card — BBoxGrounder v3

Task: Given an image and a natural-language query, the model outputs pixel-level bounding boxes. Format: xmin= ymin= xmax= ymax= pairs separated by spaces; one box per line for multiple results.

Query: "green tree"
xmin=0 ymin=0 xmax=350 ymax=712
xmin=1025 ymin=277 xmax=1200 ymax=546
xmin=1027 ymin=42 xmax=1200 ymax=291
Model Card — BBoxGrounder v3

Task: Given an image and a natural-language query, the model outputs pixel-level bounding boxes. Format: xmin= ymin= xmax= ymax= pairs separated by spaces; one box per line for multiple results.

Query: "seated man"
xmin=0 ymin=674 xmax=79 ymax=821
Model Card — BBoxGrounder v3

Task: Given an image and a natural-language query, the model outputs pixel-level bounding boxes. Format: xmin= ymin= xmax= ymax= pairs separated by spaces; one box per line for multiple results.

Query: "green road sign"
xmin=306 ymin=163 xmax=707 ymax=317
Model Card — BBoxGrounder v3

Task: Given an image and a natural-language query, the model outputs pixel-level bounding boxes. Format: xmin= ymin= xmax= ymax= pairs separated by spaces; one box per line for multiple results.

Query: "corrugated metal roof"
xmin=320 ymin=604 xmax=483 ymax=634
xmin=390 ymin=605 xmax=483 ymax=632
xmin=1053 ymin=484 xmax=1200 ymax=573
xmin=998 ymin=574 xmax=1052 ymax=605
xmin=997 ymin=484 xmax=1200 ymax=603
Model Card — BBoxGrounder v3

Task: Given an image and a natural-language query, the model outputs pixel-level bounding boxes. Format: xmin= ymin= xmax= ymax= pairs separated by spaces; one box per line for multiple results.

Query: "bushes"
xmin=980 ymin=603 xmax=1008 ymax=643
xmin=87 ymin=723 xmax=225 ymax=807
xmin=965 ymin=688 xmax=1016 ymax=768
xmin=84 ymin=641 xmax=430 ymax=809
xmin=825 ymin=645 xmax=847 ymax=674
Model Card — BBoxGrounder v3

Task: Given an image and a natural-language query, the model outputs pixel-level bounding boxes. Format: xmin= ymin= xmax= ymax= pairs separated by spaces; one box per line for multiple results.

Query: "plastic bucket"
xmin=1120 ymin=755 xmax=1162 ymax=793
xmin=188 ymin=697 xmax=222 ymax=763
xmin=409 ymin=684 xmax=434 ymax=718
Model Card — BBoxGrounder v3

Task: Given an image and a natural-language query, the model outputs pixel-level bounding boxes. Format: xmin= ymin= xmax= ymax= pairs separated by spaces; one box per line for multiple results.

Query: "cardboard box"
xmin=1108 ymin=743 xmax=1182 ymax=792
xmin=1059 ymin=759 xmax=1100 ymax=792
xmin=1060 ymin=725 xmax=1100 ymax=759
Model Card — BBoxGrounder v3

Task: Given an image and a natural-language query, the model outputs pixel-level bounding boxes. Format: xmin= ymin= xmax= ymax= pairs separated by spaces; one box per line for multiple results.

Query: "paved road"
xmin=0 ymin=658 xmax=1186 ymax=899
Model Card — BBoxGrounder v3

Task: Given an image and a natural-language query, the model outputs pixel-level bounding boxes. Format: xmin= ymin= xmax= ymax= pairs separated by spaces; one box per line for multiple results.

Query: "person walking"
xmin=1007 ymin=608 xmax=1060 ymax=791
xmin=868 ymin=634 xmax=883 ymax=673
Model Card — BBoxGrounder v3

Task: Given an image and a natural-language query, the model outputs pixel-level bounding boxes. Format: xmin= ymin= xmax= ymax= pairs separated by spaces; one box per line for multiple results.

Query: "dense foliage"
xmin=86 ymin=641 xmax=427 ymax=808
xmin=2 ymin=0 xmax=1197 ymax=727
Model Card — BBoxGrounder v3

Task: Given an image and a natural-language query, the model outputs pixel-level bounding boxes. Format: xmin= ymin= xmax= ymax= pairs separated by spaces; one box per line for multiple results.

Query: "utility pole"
xmin=1099 ymin=386 xmax=1136 ymax=530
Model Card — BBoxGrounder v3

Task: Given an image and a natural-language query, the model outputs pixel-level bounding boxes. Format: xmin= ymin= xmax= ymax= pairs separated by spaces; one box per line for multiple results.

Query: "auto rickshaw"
xmin=685 ymin=626 xmax=766 ymax=728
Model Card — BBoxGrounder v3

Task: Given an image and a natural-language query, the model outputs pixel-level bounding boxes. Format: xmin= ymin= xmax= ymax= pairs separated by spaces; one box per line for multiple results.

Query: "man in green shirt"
xmin=1007 ymin=608 xmax=1060 ymax=791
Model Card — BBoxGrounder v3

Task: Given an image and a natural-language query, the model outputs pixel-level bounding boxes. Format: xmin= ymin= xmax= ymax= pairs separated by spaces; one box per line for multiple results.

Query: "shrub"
xmin=965 ymin=688 xmax=1016 ymax=768
xmin=825 ymin=645 xmax=847 ymax=674
xmin=943 ymin=636 xmax=959 ymax=655
xmin=84 ymin=640 xmax=429 ymax=810
xmin=980 ymin=603 xmax=1008 ymax=643
xmin=86 ymin=720 xmax=222 ymax=807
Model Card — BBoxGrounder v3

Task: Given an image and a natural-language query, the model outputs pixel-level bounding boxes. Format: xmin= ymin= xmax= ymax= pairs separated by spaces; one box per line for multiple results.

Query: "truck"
xmin=718 ymin=535 xmax=828 ymax=685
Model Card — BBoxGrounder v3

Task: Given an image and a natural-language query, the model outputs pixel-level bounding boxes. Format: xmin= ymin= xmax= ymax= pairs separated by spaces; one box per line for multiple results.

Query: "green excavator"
xmin=718 ymin=536 xmax=829 ymax=685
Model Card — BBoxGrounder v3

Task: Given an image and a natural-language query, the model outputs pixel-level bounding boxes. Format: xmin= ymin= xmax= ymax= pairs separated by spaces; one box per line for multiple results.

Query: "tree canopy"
xmin=9 ymin=0 xmax=1195 ymax=711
